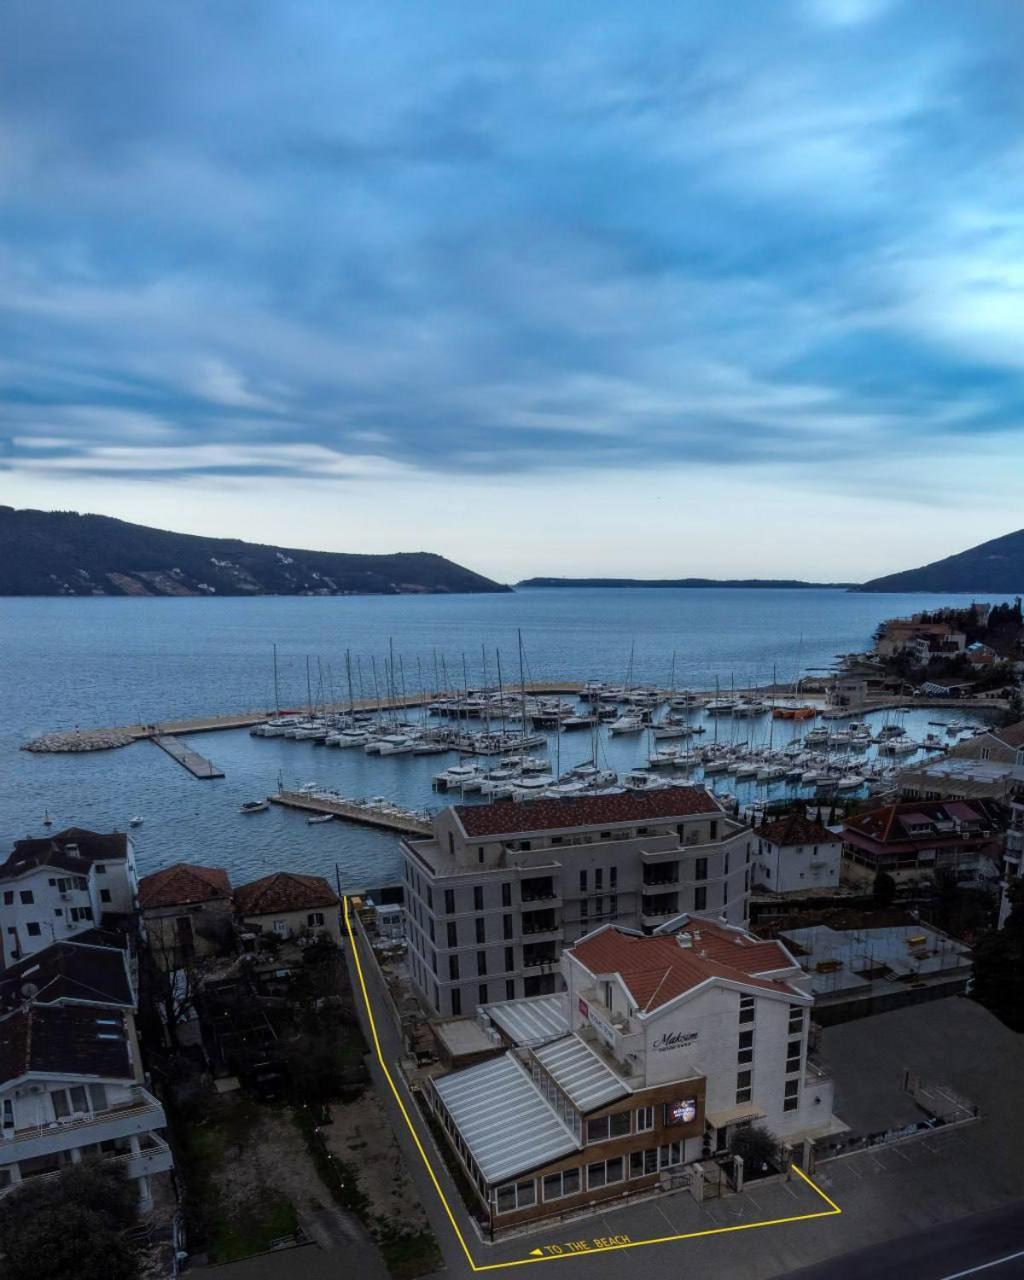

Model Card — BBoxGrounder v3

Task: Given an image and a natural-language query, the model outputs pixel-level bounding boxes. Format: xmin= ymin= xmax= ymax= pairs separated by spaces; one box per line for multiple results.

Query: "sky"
xmin=2 ymin=0 xmax=1024 ymax=584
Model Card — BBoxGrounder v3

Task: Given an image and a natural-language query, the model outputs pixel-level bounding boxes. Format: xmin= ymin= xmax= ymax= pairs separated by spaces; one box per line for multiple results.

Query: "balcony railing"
xmin=1 ymin=1092 xmax=166 ymax=1161
xmin=0 ymin=1135 xmax=173 ymax=1200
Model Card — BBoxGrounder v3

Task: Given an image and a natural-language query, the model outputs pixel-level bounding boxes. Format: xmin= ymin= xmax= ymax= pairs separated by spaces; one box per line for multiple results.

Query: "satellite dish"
xmin=20 ymin=982 xmax=39 ymax=1001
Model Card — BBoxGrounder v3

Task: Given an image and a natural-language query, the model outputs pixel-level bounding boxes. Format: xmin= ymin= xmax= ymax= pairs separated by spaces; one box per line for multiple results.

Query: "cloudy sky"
xmin=2 ymin=0 xmax=1023 ymax=582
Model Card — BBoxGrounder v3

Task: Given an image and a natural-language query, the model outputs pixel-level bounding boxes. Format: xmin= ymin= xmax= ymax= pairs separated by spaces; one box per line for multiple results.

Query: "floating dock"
xmin=151 ymin=735 xmax=224 ymax=779
xmin=269 ymin=789 xmax=431 ymax=836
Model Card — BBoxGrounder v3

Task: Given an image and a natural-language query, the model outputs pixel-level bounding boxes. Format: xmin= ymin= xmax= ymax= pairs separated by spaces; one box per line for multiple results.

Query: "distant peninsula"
xmin=0 ymin=507 xmax=511 ymax=597
xmin=853 ymin=527 xmax=1024 ymax=593
xmin=518 ymin=576 xmax=855 ymax=589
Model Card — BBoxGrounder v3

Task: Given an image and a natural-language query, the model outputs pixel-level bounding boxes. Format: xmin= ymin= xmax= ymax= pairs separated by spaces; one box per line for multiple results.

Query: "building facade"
xmin=751 ymin=815 xmax=841 ymax=894
xmin=401 ymin=787 xmax=754 ymax=1019
xmin=0 ymin=829 xmax=139 ymax=967
xmin=841 ymin=798 xmax=1007 ymax=888
xmin=233 ymin=872 xmax=342 ymax=946
xmin=429 ymin=917 xmax=836 ymax=1230
xmin=139 ymin=863 xmax=234 ymax=969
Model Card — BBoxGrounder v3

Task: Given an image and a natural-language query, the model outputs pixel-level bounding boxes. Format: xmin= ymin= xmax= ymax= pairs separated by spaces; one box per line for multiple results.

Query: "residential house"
xmin=430 ymin=917 xmax=837 ymax=1230
xmin=841 ymin=798 xmax=1007 ymax=888
xmin=0 ymin=829 xmax=139 ymax=967
xmin=752 ymin=815 xmax=841 ymax=894
xmin=233 ymin=872 xmax=341 ymax=945
xmin=139 ymin=863 xmax=233 ymax=968
xmin=401 ymin=786 xmax=754 ymax=1020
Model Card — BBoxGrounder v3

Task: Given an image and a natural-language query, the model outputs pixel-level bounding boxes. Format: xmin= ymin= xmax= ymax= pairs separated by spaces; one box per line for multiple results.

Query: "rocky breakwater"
xmin=23 ymin=728 xmax=137 ymax=753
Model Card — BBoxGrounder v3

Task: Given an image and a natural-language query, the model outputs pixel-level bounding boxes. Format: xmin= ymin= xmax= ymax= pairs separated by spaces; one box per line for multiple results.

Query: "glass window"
xmin=444 ymin=890 xmax=455 ymax=914
xmin=587 ymin=1161 xmax=606 ymax=1189
xmin=505 ymin=946 xmax=514 ymax=972
xmin=496 ymin=1185 xmax=516 ymax=1213
xmin=447 ymin=922 xmax=457 ymax=948
xmin=609 ymin=1112 xmax=630 ymax=1138
xmin=785 ymin=1078 xmax=800 ymax=1099
xmin=636 ymin=1106 xmax=655 ymax=1132
xmin=477 ymin=951 xmax=487 ymax=976
xmin=19 ymin=891 xmax=33 ymax=905
xmin=506 ymin=979 xmax=515 ymax=1000
xmin=473 ymin=886 xmax=484 ymax=912
xmin=479 ymin=983 xmax=488 ymax=1004
xmin=694 ymin=886 xmax=707 ymax=912
xmin=451 ymin=990 xmax=461 ymax=1016
xmin=476 ymin=917 xmax=485 ymax=945
xmin=659 ymin=1142 xmax=683 ymax=1168
xmin=26 ymin=922 xmax=41 ymax=937
xmin=739 ymin=1029 xmax=754 ymax=1050
xmin=595 ymin=869 xmax=603 ymax=891
xmin=610 ymin=866 xmax=618 ymax=889
xmin=579 ymin=870 xmax=588 ymax=892
xmin=502 ymin=883 xmax=512 ymax=907
xmin=503 ymin=915 xmax=513 ymax=940
xmin=606 ymin=1157 xmax=624 ymax=1184
xmin=449 ymin=955 xmax=459 ymax=980
xmin=694 ymin=858 xmax=708 ymax=881
xmin=586 ymin=1117 xmax=610 ymax=1143
xmin=629 ymin=1149 xmax=659 ymax=1178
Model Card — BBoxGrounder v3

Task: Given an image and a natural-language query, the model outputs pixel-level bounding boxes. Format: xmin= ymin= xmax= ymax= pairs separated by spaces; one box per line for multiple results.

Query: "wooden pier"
xmin=151 ymin=735 xmax=224 ymax=779
xmin=270 ymin=789 xmax=431 ymax=836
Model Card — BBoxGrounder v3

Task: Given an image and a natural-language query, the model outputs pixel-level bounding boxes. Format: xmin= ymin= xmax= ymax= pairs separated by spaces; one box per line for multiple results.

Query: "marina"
xmin=269 ymin=787 xmax=432 ymax=836
xmin=150 ymin=734 xmax=225 ymax=779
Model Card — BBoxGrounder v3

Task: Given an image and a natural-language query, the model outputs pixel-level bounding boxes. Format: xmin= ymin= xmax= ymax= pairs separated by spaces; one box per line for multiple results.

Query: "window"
xmin=449 ymin=956 xmax=460 ymax=980
xmin=594 ymin=896 xmax=605 ymax=917
xmin=586 ymin=1116 xmax=610 ymax=1143
xmin=636 ymin=1106 xmax=655 ymax=1132
xmin=739 ymin=995 xmax=755 ymax=1024
xmin=595 ymin=869 xmax=603 ymax=891
xmin=476 ymin=917 xmax=486 ymax=945
xmin=95 ymin=864 xmax=106 ymax=874
xmin=2 ymin=1100 xmax=13 ymax=1130
xmin=428 ymin=919 xmax=435 ymax=943
xmin=505 ymin=946 xmax=514 ymax=972
xmin=444 ymin=889 xmax=455 ymax=914
xmin=19 ymin=891 xmax=33 ymax=905
xmin=307 ymin=912 xmax=324 ymax=927
xmin=502 ymin=883 xmax=512 ymax=908
xmin=26 ymin=922 xmax=41 ymax=937
xmin=451 ymin=990 xmax=462 ymax=1016
xmin=426 ymin=887 xmax=433 ymax=910
xmin=479 ymin=983 xmax=488 ymax=1004
xmin=629 ymin=1148 xmax=659 ymax=1178
xmin=586 ymin=1157 xmax=624 ymax=1189
xmin=580 ymin=899 xmax=589 ymax=921
xmin=503 ymin=915 xmax=513 ymax=940
xmin=506 ymin=979 xmax=515 ymax=1000
xmin=447 ymin=922 xmax=458 ymax=948
xmin=786 ymin=1039 xmax=802 ymax=1073
xmin=579 ymin=870 xmax=588 ymax=892
xmin=788 ymin=1006 xmax=805 ymax=1034
xmin=608 ymin=894 xmax=618 ymax=916
xmin=610 ymin=1111 xmax=630 ymax=1138
xmin=724 ymin=850 xmax=730 ymax=876
xmin=784 ymin=1079 xmax=800 ymax=1112
xmin=659 ymin=1142 xmax=683 ymax=1168
xmin=738 ymin=1028 xmax=754 ymax=1065
xmin=709 ymin=821 xmax=718 ymax=841
xmin=51 ymin=1085 xmax=90 ymax=1118
xmin=100 ymin=889 xmax=112 ymax=904
xmin=693 ymin=858 xmax=707 ymax=881
xmin=477 ymin=951 xmax=487 ymax=977
xmin=2 ymin=892 xmax=11 ymax=906
xmin=496 ymin=1179 xmax=536 ymax=1213
xmin=543 ymin=1169 xmax=581 ymax=1201
xmin=473 ymin=886 xmax=484 ymax=911
xmin=694 ymin=887 xmax=707 ymax=912
xmin=610 ymin=866 xmax=618 ymax=889
xmin=736 ymin=1068 xmax=752 ymax=1105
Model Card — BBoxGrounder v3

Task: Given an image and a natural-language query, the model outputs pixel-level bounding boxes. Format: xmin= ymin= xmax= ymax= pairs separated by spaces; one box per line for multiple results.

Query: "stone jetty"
xmin=22 ymin=729 xmax=136 ymax=753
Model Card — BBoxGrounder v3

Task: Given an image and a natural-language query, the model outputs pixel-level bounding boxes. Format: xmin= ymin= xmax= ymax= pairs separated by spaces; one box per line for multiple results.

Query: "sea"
xmin=2 ymin=588 xmax=1015 ymax=895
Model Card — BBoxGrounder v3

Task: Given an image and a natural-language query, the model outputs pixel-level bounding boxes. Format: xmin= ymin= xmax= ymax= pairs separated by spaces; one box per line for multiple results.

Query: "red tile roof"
xmin=455 ymin=786 xmax=721 ymax=838
xmin=234 ymin=871 xmax=338 ymax=916
xmin=754 ymin=814 xmax=837 ymax=847
xmin=139 ymin=863 xmax=231 ymax=909
xmin=569 ymin=925 xmax=799 ymax=1013
xmin=0 ymin=1005 xmax=131 ymax=1087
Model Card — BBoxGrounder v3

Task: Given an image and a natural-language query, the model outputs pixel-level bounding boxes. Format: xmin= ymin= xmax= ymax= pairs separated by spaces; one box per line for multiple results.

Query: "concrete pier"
xmin=270 ymin=789 xmax=430 ymax=836
xmin=151 ymin=736 xmax=224 ymax=779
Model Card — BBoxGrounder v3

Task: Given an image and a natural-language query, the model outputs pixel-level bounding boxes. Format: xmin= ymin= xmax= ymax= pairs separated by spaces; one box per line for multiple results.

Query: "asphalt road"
xmin=780 ymin=1200 xmax=1024 ymax=1280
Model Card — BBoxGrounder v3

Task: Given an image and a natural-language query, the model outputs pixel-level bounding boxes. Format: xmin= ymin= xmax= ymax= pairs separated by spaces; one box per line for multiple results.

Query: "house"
xmin=430 ymin=917 xmax=837 ymax=1230
xmin=233 ymin=872 xmax=341 ymax=945
xmin=139 ymin=863 xmax=233 ymax=968
xmin=828 ymin=677 xmax=867 ymax=709
xmin=1000 ymin=799 xmax=1024 ymax=928
xmin=966 ymin=643 xmax=1000 ymax=669
xmin=751 ymin=815 xmax=841 ymax=894
xmin=0 ymin=829 xmax=139 ymax=967
xmin=875 ymin=618 xmax=967 ymax=660
xmin=841 ymin=798 xmax=1008 ymax=888
xmin=401 ymin=786 xmax=754 ymax=1020
xmin=948 ymin=721 xmax=1024 ymax=767
xmin=0 ymin=938 xmax=173 ymax=1211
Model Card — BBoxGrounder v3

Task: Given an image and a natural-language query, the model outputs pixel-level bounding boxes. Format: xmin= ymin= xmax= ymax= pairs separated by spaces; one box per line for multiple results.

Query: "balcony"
xmin=643 ymin=866 xmax=680 ymax=888
xmin=521 ymin=910 xmax=560 ymax=940
xmin=520 ymin=876 xmax=559 ymax=905
xmin=640 ymin=893 xmax=679 ymax=925
xmin=0 ymin=1089 xmax=166 ymax=1164
xmin=0 ymin=1134 xmax=173 ymax=1200
xmin=522 ymin=943 xmax=559 ymax=972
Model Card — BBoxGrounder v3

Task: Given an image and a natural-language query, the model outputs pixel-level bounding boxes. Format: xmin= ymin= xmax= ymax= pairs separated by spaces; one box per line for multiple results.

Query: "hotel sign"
xmin=652 ymin=1030 xmax=699 ymax=1053
xmin=578 ymin=997 xmax=616 ymax=1048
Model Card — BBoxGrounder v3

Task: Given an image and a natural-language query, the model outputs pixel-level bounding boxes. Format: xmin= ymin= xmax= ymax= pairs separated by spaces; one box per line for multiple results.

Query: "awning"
xmin=533 ymin=1034 xmax=629 ymax=1112
xmin=705 ymin=1102 xmax=766 ymax=1130
xmin=482 ymin=994 xmax=569 ymax=1047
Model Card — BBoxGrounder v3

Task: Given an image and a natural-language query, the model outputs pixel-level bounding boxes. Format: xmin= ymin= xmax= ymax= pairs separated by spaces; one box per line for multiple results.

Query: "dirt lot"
xmin=324 ymin=1088 xmax=430 ymax=1232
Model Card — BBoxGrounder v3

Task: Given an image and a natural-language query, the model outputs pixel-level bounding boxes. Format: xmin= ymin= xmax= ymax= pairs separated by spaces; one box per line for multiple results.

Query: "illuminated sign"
xmin=667 ymin=1098 xmax=698 ymax=1125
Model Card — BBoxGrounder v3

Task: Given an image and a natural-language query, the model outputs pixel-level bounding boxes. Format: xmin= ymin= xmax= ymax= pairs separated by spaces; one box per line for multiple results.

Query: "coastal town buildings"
xmin=401 ymin=787 xmax=754 ymax=1019
xmin=233 ymin=871 xmax=342 ymax=946
xmin=751 ymin=814 xmax=841 ymax=894
xmin=139 ymin=863 xmax=233 ymax=968
xmin=428 ymin=916 xmax=837 ymax=1230
xmin=1000 ymin=799 xmax=1024 ymax=928
xmin=0 ymin=829 xmax=139 ymax=967
xmin=0 ymin=936 xmax=173 ymax=1210
xmin=840 ymin=798 xmax=1007 ymax=889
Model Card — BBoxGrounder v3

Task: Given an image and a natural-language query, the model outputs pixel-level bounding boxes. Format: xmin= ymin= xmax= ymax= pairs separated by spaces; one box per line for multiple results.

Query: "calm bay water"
xmin=1 ymin=588 xmax=1012 ymax=891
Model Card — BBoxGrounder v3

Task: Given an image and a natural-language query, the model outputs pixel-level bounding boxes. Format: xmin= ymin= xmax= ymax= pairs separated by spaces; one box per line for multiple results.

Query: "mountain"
xmin=518 ymin=576 xmax=854 ymax=589
xmin=854 ymin=529 xmax=1024 ymax=593
xmin=0 ymin=508 xmax=510 ymax=597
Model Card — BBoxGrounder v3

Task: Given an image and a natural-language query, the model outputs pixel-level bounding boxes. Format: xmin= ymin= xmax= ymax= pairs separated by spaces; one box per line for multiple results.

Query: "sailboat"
xmin=42 ymin=810 xmax=53 ymax=827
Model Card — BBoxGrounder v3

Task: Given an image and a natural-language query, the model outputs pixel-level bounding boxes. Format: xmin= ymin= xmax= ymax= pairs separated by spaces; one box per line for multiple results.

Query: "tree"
xmin=0 ymin=1163 xmax=139 ymax=1280
xmin=728 ymin=1124 xmax=781 ymax=1173
xmin=972 ymin=880 xmax=1024 ymax=1032
xmin=872 ymin=871 xmax=897 ymax=909
xmin=139 ymin=930 xmax=206 ymax=1051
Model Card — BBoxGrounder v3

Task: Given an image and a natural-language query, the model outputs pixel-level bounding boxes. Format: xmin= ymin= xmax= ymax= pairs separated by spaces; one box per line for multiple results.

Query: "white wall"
xmin=0 ymin=866 xmax=100 ymax=964
xmin=754 ymin=840 xmax=842 ymax=894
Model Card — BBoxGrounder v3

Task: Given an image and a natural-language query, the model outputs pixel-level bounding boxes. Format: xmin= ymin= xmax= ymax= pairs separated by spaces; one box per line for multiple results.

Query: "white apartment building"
xmin=1000 ymin=799 xmax=1024 ymax=928
xmin=0 ymin=828 xmax=139 ymax=966
xmin=402 ymin=787 xmax=754 ymax=1019
xmin=0 ymin=939 xmax=173 ymax=1210
xmin=752 ymin=814 xmax=842 ymax=895
xmin=430 ymin=916 xmax=839 ymax=1229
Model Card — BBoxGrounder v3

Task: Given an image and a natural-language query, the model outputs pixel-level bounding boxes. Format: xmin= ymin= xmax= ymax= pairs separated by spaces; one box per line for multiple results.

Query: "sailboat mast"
xmin=272 ymin=643 xmax=280 ymax=721
xmin=346 ymin=649 xmax=355 ymax=717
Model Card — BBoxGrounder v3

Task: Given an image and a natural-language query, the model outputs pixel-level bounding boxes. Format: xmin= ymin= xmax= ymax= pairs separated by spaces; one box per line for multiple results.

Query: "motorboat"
xmin=609 ymin=714 xmax=645 ymax=735
xmin=241 ymin=799 xmax=270 ymax=813
xmin=129 ymin=816 xmax=144 ymax=828
xmin=623 ymin=770 xmax=670 ymax=791
xmin=307 ymin=813 xmax=334 ymax=824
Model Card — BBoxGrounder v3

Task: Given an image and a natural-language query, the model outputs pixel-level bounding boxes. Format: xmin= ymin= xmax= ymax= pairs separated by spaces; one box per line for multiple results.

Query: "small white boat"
xmin=836 ymin=774 xmax=865 ymax=790
xmin=42 ymin=810 xmax=53 ymax=827
xmin=609 ymin=714 xmax=645 ymax=735
xmin=240 ymin=799 xmax=270 ymax=814
xmin=129 ymin=816 xmax=144 ymax=828
xmin=307 ymin=813 xmax=334 ymax=825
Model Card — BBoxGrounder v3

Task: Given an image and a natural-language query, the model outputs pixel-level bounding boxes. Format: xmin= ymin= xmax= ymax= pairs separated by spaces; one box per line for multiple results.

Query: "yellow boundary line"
xmin=343 ymin=898 xmax=841 ymax=1273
